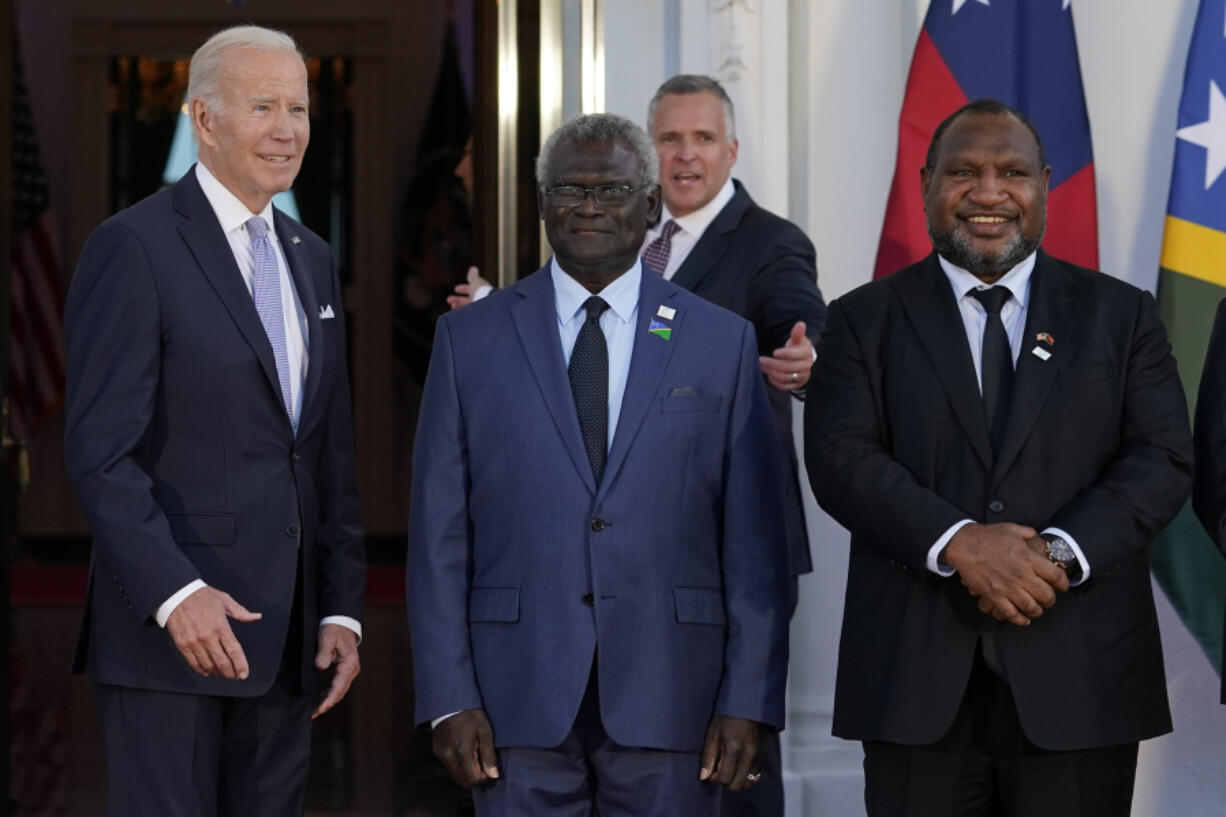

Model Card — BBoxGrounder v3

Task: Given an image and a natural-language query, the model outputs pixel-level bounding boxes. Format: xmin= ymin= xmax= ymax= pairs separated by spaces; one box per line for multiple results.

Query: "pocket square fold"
xmin=669 ymin=386 xmax=699 ymax=397
xmin=319 ymin=304 xmax=336 ymax=319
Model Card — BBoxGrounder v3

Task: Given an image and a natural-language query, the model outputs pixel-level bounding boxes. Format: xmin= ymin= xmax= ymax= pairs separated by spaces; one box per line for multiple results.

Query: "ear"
xmin=192 ymin=98 xmax=217 ymax=149
xmin=645 ymin=184 xmax=662 ymax=223
xmin=728 ymin=138 xmax=739 ymax=168
xmin=1041 ymin=165 xmax=1052 ymax=195
xmin=537 ymin=187 xmax=547 ymax=220
xmin=919 ymin=165 xmax=932 ymax=209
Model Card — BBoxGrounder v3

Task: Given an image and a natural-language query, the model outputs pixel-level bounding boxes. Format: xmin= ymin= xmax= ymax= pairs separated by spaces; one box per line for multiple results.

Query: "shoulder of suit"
xmin=1042 ymin=252 xmax=1148 ymax=302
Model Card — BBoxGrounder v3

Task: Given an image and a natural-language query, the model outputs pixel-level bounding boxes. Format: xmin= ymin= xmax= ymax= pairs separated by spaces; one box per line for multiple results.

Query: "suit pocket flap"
xmin=166 ymin=513 xmax=235 ymax=545
xmin=661 ymin=394 xmax=722 ymax=413
xmin=674 ymin=587 xmax=726 ymax=626
xmin=469 ymin=586 xmax=521 ymax=622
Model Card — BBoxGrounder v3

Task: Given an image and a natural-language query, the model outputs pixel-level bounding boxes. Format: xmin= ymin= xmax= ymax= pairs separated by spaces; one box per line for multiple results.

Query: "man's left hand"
xmin=759 ymin=321 xmax=812 ymax=391
xmin=698 ymin=715 xmax=762 ymax=791
xmin=312 ymin=623 xmax=361 ymax=719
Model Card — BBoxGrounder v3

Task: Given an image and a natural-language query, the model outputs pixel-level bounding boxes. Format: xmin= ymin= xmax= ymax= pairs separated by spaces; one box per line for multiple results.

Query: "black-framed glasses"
xmin=543 ymin=183 xmax=647 ymax=207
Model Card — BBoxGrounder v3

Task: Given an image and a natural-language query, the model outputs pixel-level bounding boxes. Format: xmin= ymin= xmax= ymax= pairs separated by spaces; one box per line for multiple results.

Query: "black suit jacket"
xmin=1190 ymin=297 xmax=1226 ymax=703
xmin=64 ymin=168 xmax=366 ymax=697
xmin=804 ymin=250 xmax=1192 ymax=750
xmin=673 ymin=180 xmax=826 ymax=577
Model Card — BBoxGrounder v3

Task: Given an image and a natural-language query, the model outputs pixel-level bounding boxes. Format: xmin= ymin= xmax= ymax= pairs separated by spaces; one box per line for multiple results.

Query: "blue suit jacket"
xmin=408 ymin=264 xmax=790 ymax=751
xmin=64 ymin=168 xmax=365 ymax=697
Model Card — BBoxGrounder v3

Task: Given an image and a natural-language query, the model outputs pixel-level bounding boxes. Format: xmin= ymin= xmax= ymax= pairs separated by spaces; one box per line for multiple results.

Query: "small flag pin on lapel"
xmin=648 ymin=318 xmax=672 ymax=340
xmin=656 ymin=305 xmax=676 ymax=320
xmin=290 ymin=236 xmax=301 ymax=244
xmin=1031 ymin=346 xmax=1051 ymax=361
xmin=1035 ymin=332 xmax=1054 ymax=345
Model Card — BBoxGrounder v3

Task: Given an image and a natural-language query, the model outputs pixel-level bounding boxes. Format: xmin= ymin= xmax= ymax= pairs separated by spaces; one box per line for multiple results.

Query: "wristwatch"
xmin=1041 ymin=534 xmax=1083 ymax=583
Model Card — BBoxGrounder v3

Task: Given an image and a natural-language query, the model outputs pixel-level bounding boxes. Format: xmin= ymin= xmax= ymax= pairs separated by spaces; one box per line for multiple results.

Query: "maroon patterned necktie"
xmin=641 ymin=219 xmax=680 ymax=276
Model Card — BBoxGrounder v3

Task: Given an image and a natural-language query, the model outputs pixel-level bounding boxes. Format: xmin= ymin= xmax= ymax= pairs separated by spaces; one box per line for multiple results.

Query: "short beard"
xmin=929 ymin=225 xmax=1043 ymax=281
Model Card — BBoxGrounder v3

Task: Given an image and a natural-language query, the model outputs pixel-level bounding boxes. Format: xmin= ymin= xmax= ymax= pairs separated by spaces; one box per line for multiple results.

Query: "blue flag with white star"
xmin=1154 ymin=0 xmax=1226 ymax=680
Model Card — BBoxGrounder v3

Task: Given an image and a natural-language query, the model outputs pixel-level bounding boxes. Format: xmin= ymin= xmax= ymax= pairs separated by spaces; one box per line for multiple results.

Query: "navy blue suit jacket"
xmin=672 ymin=181 xmax=826 ymax=579
xmin=408 ymin=264 xmax=790 ymax=750
xmin=64 ymin=168 xmax=365 ymax=697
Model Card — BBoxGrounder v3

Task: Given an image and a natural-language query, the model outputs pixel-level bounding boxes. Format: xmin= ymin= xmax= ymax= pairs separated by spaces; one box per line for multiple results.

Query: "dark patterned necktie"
xmin=970 ymin=286 xmax=1014 ymax=452
xmin=641 ymin=219 xmax=680 ymax=276
xmin=569 ymin=296 xmax=610 ymax=484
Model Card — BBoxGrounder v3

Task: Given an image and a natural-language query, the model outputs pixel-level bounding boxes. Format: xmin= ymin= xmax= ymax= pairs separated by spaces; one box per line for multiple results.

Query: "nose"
xmin=968 ymin=170 xmax=1007 ymax=203
xmin=573 ymin=190 xmax=603 ymax=215
xmin=269 ymin=108 xmax=295 ymax=140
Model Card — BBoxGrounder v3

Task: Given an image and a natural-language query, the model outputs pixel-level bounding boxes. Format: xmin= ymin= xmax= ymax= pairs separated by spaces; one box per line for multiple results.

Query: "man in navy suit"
xmin=409 ymin=113 xmax=790 ymax=815
xmin=447 ymin=78 xmax=823 ymax=815
xmin=64 ymin=25 xmax=364 ymax=817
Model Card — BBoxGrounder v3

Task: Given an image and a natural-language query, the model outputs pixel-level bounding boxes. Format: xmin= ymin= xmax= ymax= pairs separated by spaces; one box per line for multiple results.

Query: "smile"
xmin=965 ymin=215 xmax=1011 ymax=224
xmin=259 ymin=155 xmax=293 ymax=163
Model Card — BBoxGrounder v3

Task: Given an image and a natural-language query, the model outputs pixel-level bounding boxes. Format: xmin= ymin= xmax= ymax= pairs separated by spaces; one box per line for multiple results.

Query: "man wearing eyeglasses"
xmin=409 ymin=113 xmax=790 ymax=816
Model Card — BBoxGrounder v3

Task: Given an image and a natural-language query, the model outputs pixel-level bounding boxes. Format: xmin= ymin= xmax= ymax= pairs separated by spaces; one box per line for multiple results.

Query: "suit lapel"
xmin=669 ymin=182 xmax=750 ymax=292
xmin=992 ymin=252 xmax=1081 ymax=479
xmin=600 ymin=272 xmax=680 ymax=496
xmin=511 ymin=265 xmax=598 ymax=493
xmin=173 ymin=171 xmax=286 ymax=417
xmin=894 ymin=255 xmax=994 ymax=472
xmin=275 ymin=209 xmax=324 ymax=433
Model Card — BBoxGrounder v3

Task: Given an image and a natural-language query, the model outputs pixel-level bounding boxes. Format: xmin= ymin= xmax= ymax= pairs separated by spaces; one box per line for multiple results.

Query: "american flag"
xmin=9 ymin=45 xmax=65 ymax=439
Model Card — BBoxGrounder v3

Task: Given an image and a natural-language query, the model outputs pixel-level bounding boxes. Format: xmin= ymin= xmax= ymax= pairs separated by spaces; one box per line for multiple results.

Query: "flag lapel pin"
xmin=648 ymin=318 xmax=672 ymax=341
xmin=1036 ymin=332 xmax=1054 ymax=345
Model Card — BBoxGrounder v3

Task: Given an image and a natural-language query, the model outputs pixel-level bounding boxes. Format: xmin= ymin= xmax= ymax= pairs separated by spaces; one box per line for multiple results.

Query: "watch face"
xmin=1046 ymin=537 xmax=1076 ymax=564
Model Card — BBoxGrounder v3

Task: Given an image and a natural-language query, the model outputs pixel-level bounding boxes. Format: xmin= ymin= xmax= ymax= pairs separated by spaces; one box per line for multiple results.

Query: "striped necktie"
xmin=245 ymin=216 xmax=294 ymax=424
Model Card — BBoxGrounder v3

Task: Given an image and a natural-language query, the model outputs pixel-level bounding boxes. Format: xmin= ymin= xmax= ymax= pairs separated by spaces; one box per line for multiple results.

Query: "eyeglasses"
xmin=543 ymin=184 xmax=647 ymax=207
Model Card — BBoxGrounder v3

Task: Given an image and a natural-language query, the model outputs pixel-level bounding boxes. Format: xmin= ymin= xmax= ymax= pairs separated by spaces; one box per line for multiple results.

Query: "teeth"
xmin=260 ymin=155 xmax=291 ymax=163
xmin=968 ymin=216 xmax=1008 ymax=223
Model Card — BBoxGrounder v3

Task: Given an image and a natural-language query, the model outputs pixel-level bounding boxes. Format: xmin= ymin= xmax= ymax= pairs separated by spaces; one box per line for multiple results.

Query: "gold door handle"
xmin=1 ymin=398 xmax=30 ymax=494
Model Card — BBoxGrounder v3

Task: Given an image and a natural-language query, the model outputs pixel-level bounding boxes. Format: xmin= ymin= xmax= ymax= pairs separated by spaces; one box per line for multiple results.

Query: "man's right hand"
xmin=165 ymin=586 xmax=262 ymax=680
xmin=446 ymin=266 xmax=492 ymax=310
xmin=942 ymin=522 xmax=1069 ymax=626
xmin=433 ymin=708 xmax=500 ymax=788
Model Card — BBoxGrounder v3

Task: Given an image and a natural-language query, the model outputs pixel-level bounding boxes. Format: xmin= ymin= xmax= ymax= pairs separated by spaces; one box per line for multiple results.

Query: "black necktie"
xmin=970 ymin=286 xmax=1014 ymax=452
xmin=569 ymin=296 xmax=610 ymax=484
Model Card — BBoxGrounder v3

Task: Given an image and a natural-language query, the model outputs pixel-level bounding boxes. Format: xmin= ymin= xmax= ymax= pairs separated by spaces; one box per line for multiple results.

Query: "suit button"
xmin=287 ymin=524 xmax=300 ymax=536
xmin=988 ymin=500 xmax=1005 ymax=514
xmin=291 ymin=453 xmax=301 ymax=464
xmin=582 ymin=593 xmax=595 ymax=606
xmin=591 ymin=518 xmax=606 ymax=532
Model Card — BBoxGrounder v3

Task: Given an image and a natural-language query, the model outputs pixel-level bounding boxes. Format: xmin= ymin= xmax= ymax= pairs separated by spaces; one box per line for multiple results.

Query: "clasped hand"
xmin=942 ymin=522 xmax=1070 ymax=626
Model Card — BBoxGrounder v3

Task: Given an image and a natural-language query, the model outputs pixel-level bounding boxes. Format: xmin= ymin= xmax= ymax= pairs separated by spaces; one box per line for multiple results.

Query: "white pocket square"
xmin=319 ymin=304 xmax=335 ymax=319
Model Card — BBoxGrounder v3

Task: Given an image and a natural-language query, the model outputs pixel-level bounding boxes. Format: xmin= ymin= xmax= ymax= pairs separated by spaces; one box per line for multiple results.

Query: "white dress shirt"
xmin=925 ymin=252 xmax=1090 ymax=584
xmin=155 ymin=164 xmax=361 ymax=641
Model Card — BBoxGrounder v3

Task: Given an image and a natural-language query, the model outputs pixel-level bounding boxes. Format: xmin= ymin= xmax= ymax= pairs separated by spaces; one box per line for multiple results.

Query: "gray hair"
xmin=535 ymin=113 xmax=659 ymax=189
xmin=187 ymin=25 xmax=304 ymax=114
xmin=646 ymin=74 xmax=736 ymax=141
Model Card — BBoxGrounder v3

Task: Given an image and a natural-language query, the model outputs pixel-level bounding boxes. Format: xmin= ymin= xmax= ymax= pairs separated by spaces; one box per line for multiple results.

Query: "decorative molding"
xmin=707 ymin=0 xmax=757 ymax=82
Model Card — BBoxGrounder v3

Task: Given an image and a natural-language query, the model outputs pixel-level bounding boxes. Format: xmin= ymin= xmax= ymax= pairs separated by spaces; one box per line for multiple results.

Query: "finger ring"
xmin=790 ymin=371 xmax=798 ymax=382
xmin=746 ymin=772 xmax=762 ymax=783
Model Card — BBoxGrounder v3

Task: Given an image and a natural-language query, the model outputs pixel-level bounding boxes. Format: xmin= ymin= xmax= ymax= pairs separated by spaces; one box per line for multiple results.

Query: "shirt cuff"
xmin=431 ymin=711 xmax=460 ymax=729
xmin=320 ymin=615 xmax=363 ymax=645
xmin=1042 ymin=527 xmax=1091 ymax=585
xmin=928 ymin=519 xmax=975 ymax=576
xmin=155 ymin=579 xmax=207 ymax=627
xmin=472 ymin=284 xmax=493 ymax=301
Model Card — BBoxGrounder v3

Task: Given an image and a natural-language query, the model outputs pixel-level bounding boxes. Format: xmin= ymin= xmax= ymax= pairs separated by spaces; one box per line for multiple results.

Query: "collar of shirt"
xmin=551 ymin=257 xmax=642 ymax=330
xmin=938 ymin=251 xmax=1036 ymax=311
xmin=644 ymin=176 xmax=736 ymax=248
xmin=195 ymin=162 xmax=278 ymax=240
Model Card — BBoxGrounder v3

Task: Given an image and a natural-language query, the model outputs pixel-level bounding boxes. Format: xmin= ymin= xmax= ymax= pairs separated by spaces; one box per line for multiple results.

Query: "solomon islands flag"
xmin=874 ymin=0 xmax=1098 ymax=279
xmin=1154 ymin=0 xmax=1226 ymax=679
